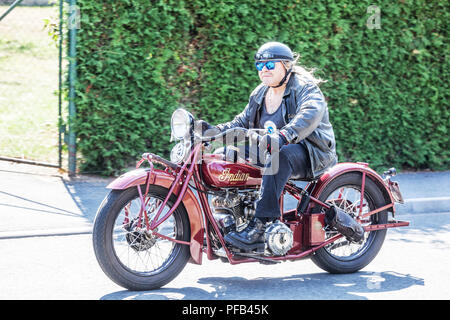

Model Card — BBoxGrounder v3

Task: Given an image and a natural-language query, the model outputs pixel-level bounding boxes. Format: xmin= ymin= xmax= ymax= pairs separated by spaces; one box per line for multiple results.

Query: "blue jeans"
xmin=220 ymin=142 xmax=311 ymax=221
xmin=254 ymin=143 xmax=311 ymax=221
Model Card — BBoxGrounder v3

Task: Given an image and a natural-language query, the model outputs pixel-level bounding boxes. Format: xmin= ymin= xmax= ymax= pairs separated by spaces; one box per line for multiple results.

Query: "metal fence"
xmin=0 ymin=0 xmax=77 ymax=175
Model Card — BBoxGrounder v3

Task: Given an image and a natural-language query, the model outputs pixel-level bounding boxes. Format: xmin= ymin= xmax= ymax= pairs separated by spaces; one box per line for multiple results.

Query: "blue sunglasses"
xmin=255 ymin=60 xmax=280 ymax=71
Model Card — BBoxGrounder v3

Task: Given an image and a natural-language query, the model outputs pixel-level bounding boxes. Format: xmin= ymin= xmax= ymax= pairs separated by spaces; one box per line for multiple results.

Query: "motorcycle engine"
xmin=212 ymin=190 xmax=258 ymax=234
xmin=264 ymin=221 xmax=294 ymax=256
xmin=211 ymin=190 xmax=293 ymax=256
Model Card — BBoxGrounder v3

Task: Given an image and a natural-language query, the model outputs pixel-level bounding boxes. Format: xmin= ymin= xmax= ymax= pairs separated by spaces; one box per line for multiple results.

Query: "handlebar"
xmin=196 ymin=127 xmax=264 ymax=143
xmin=196 ymin=121 xmax=277 ymax=143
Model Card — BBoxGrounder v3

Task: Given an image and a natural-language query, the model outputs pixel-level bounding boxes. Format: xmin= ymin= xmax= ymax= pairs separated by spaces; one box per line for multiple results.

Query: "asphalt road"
xmin=0 ymin=161 xmax=449 ymax=300
xmin=0 ymin=211 xmax=448 ymax=300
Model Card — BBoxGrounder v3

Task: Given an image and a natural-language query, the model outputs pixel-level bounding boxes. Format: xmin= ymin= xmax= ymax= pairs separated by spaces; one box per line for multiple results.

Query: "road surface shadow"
xmin=0 ymin=190 xmax=81 ymax=217
xmin=100 ymin=270 xmax=424 ymax=300
xmin=61 ymin=176 xmax=112 ymax=223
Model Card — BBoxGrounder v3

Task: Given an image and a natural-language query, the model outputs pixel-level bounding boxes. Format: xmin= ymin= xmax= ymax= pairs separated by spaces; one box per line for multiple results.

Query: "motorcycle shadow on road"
xmin=100 ymin=270 xmax=424 ymax=300
xmin=61 ymin=176 xmax=112 ymax=223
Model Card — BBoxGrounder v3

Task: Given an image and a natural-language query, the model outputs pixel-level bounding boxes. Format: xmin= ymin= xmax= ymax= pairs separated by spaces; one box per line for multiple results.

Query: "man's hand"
xmin=259 ymin=133 xmax=288 ymax=154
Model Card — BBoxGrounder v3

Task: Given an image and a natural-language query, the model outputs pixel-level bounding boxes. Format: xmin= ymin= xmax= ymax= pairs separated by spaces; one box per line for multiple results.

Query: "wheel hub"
xmin=124 ymin=220 xmax=157 ymax=251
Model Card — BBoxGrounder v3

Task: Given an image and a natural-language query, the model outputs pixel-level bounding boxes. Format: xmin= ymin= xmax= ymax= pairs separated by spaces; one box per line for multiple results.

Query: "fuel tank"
xmin=201 ymin=154 xmax=262 ymax=188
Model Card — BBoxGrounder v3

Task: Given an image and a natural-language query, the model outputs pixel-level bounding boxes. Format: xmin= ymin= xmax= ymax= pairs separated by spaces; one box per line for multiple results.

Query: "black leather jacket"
xmin=217 ymin=73 xmax=338 ymax=179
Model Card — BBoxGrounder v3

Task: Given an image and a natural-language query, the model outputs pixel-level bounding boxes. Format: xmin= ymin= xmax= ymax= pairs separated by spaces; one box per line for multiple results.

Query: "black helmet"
xmin=254 ymin=42 xmax=294 ymax=88
xmin=254 ymin=42 xmax=294 ymax=61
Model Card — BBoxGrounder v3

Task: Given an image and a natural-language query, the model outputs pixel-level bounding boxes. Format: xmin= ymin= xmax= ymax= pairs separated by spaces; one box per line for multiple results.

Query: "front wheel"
xmin=310 ymin=173 xmax=388 ymax=274
xmin=92 ymin=185 xmax=191 ymax=291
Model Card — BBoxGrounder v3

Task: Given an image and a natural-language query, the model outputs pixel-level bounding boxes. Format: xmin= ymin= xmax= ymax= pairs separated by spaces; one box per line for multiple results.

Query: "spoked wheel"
xmin=92 ymin=185 xmax=190 ymax=291
xmin=311 ymin=173 xmax=388 ymax=273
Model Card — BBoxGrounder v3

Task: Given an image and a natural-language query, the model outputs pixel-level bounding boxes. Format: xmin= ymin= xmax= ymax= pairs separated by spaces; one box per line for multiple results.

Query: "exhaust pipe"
xmin=325 ymin=205 xmax=364 ymax=242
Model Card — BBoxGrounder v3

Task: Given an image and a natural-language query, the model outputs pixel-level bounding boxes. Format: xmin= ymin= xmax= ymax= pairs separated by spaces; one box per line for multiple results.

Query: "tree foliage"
xmin=74 ymin=0 xmax=449 ymax=175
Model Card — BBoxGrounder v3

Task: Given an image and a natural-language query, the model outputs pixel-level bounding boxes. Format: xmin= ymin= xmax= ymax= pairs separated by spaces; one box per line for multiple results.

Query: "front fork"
xmin=133 ymin=144 xmax=203 ymax=246
xmin=133 ymin=145 xmax=241 ymax=263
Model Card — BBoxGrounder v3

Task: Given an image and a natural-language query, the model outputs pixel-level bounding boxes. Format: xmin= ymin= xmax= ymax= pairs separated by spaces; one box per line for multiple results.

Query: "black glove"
xmin=259 ymin=133 xmax=288 ymax=154
xmin=195 ymin=120 xmax=220 ymax=137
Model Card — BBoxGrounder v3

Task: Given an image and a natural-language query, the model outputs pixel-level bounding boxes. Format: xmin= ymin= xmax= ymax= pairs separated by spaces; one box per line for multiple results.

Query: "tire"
xmin=310 ymin=172 xmax=388 ymax=274
xmin=92 ymin=185 xmax=191 ymax=291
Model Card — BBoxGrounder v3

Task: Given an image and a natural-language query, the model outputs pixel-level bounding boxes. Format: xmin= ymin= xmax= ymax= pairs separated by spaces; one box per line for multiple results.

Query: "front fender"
xmin=107 ymin=168 xmax=204 ymax=264
xmin=309 ymin=162 xmax=395 ymax=213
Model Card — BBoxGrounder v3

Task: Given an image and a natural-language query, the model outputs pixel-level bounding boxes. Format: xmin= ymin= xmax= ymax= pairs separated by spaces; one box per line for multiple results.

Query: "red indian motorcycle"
xmin=92 ymin=108 xmax=409 ymax=291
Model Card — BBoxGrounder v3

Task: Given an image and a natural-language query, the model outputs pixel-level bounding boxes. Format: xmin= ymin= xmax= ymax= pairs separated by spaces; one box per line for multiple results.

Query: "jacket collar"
xmin=254 ymin=74 xmax=296 ymax=106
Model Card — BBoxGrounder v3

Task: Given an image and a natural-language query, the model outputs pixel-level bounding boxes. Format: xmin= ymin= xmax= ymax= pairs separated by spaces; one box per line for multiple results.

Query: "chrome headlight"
xmin=171 ymin=108 xmax=193 ymax=140
xmin=170 ymin=141 xmax=190 ymax=164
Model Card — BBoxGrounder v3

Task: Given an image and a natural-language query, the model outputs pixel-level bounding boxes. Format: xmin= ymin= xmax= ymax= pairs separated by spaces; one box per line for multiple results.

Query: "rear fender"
xmin=107 ymin=168 xmax=204 ymax=264
xmin=309 ymin=162 xmax=395 ymax=213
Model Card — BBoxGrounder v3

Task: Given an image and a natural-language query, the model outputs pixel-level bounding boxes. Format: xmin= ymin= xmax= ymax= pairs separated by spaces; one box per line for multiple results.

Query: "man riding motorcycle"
xmin=199 ymin=42 xmax=339 ymax=250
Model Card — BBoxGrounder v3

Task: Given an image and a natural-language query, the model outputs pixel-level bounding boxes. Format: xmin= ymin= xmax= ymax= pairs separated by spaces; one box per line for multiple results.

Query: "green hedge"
xmin=74 ymin=0 xmax=449 ymax=175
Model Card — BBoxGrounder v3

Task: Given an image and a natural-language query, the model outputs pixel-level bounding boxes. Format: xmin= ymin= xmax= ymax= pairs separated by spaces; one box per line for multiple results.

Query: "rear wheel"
xmin=311 ymin=173 xmax=388 ymax=273
xmin=92 ymin=185 xmax=191 ymax=290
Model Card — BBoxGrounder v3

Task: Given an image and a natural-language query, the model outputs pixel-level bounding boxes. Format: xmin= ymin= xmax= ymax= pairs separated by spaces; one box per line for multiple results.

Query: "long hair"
xmin=283 ymin=53 xmax=327 ymax=86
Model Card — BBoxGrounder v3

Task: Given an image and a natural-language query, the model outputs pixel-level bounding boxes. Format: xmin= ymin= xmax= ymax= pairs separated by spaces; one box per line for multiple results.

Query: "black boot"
xmin=325 ymin=205 xmax=365 ymax=242
xmin=224 ymin=217 xmax=266 ymax=251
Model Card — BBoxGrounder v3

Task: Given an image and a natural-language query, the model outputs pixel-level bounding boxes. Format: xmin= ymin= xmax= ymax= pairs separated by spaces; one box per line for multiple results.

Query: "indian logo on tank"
xmin=217 ymin=168 xmax=250 ymax=183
